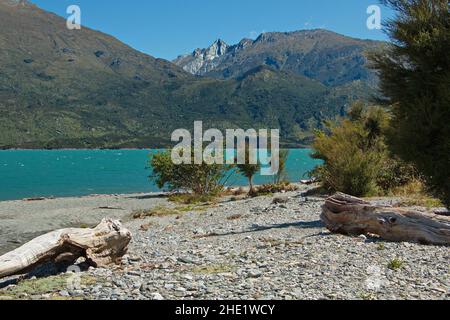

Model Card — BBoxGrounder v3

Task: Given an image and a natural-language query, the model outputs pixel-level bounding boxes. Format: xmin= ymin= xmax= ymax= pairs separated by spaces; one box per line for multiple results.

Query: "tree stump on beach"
xmin=321 ymin=193 xmax=450 ymax=245
xmin=0 ymin=218 xmax=132 ymax=279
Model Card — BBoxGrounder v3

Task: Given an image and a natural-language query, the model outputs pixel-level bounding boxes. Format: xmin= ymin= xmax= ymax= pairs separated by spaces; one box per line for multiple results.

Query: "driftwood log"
xmin=322 ymin=193 xmax=450 ymax=245
xmin=0 ymin=218 xmax=132 ymax=279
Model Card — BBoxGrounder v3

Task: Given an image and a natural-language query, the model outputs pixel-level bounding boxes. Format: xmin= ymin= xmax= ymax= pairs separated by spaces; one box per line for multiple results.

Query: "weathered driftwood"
xmin=321 ymin=193 xmax=450 ymax=245
xmin=300 ymin=178 xmax=317 ymax=185
xmin=0 ymin=218 xmax=132 ymax=279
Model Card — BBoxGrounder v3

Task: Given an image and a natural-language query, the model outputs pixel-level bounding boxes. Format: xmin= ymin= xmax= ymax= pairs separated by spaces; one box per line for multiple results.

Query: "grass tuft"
xmin=168 ymin=193 xmax=218 ymax=205
xmin=387 ymin=258 xmax=404 ymax=270
xmin=251 ymin=182 xmax=298 ymax=197
xmin=0 ymin=274 xmax=97 ymax=300
xmin=132 ymin=205 xmax=179 ymax=219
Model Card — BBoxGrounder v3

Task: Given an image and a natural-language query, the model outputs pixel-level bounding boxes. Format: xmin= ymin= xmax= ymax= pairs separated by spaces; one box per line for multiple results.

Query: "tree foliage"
xmin=236 ymin=147 xmax=261 ymax=195
xmin=149 ymin=150 xmax=230 ymax=195
xmin=369 ymin=0 xmax=450 ymax=206
xmin=274 ymin=149 xmax=290 ymax=184
xmin=311 ymin=103 xmax=416 ymax=197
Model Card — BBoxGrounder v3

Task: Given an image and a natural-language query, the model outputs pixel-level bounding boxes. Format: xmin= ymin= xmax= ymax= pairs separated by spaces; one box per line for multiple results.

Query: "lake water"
xmin=0 ymin=149 xmax=321 ymax=201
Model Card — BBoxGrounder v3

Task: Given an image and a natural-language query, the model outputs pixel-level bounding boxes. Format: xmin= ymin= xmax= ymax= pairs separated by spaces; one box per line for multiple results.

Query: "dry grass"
xmin=168 ymin=193 xmax=218 ymax=205
xmin=0 ymin=274 xmax=98 ymax=300
xmin=252 ymin=182 xmax=299 ymax=197
xmin=132 ymin=205 xmax=179 ymax=219
xmin=133 ymin=203 xmax=213 ymax=220
xmin=175 ymin=204 xmax=211 ymax=213
xmin=392 ymin=180 xmax=443 ymax=209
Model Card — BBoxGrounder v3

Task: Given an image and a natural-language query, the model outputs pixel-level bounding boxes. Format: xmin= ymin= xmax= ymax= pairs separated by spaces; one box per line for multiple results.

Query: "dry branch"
xmin=0 ymin=218 xmax=132 ymax=278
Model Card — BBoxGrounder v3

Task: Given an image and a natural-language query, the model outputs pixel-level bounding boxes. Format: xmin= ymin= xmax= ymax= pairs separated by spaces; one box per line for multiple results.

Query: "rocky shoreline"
xmin=0 ymin=186 xmax=448 ymax=300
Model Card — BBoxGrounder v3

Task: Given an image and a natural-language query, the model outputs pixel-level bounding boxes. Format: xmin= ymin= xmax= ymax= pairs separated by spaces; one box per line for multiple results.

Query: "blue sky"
xmin=33 ymin=0 xmax=392 ymax=60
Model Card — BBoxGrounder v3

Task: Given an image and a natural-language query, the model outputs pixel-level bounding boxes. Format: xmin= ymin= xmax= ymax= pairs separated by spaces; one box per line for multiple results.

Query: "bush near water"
xmin=310 ymin=102 xmax=418 ymax=197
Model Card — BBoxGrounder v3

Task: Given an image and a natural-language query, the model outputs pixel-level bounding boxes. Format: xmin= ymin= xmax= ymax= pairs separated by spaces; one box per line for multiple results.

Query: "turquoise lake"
xmin=0 ymin=149 xmax=321 ymax=201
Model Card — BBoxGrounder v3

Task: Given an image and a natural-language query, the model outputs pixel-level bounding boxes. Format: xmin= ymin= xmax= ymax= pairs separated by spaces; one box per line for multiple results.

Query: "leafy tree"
xmin=348 ymin=100 xmax=365 ymax=122
xmin=370 ymin=0 xmax=450 ymax=206
xmin=150 ymin=150 xmax=230 ymax=195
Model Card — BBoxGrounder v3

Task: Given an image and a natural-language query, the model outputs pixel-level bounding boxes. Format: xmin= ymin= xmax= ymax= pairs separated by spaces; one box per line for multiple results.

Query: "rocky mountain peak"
xmin=0 ymin=3 xmax=379 ymax=149
xmin=174 ymin=29 xmax=381 ymax=86
xmin=174 ymin=39 xmax=230 ymax=74
xmin=202 ymin=39 xmax=229 ymax=60
xmin=0 ymin=0 xmax=31 ymax=7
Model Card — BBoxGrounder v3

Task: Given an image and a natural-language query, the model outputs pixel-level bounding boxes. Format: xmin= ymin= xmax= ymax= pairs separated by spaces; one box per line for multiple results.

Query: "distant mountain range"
xmin=0 ymin=0 xmax=383 ymax=149
xmin=174 ymin=31 xmax=381 ymax=87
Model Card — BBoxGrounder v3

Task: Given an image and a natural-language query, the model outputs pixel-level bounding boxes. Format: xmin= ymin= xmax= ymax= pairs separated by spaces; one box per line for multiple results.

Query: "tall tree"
xmin=370 ymin=0 xmax=450 ymax=206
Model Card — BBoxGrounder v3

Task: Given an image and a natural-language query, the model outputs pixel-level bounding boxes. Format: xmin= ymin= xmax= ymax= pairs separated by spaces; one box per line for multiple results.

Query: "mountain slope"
xmin=0 ymin=1 xmax=377 ymax=148
xmin=174 ymin=30 xmax=381 ymax=87
xmin=0 ymin=0 xmax=193 ymax=147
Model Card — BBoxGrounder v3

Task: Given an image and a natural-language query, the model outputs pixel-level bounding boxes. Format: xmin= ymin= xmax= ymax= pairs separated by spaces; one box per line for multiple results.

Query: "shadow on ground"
xmin=203 ymin=220 xmax=325 ymax=238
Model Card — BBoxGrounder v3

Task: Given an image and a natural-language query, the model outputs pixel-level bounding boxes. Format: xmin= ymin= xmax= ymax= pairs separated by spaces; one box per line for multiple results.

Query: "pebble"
xmin=248 ymin=270 xmax=263 ymax=278
xmin=151 ymin=292 xmax=164 ymax=300
xmin=358 ymin=235 xmax=367 ymax=241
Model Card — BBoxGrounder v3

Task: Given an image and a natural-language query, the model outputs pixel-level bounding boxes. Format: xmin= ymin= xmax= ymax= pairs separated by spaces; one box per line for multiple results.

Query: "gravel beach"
xmin=0 ymin=186 xmax=448 ymax=300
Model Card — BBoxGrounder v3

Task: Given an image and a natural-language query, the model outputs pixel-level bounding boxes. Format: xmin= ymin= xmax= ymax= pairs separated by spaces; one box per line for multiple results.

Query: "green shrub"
xmin=388 ymin=258 xmax=404 ymax=271
xmin=310 ymin=103 xmax=416 ymax=197
xmin=310 ymin=106 xmax=386 ymax=196
xmin=150 ymin=150 xmax=230 ymax=196
xmin=376 ymin=158 xmax=419 ymax=193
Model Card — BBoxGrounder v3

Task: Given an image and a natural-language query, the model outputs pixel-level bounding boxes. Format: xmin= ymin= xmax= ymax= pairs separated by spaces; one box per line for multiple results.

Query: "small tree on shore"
xmin=236 ymin=147 xmax=261 ymax=195
xmin=274 ymin=149 xmax=289 ymax=184
xmin=149 ymin=150 xmax=229 ymax=196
